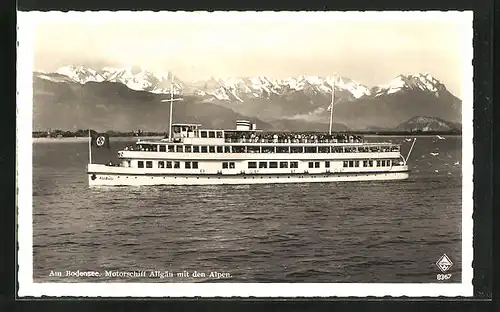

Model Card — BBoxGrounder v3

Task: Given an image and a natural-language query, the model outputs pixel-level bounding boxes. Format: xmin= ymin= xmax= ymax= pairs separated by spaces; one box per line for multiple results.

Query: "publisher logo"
xmin=436 ymin=254 xmax=453 ymax=273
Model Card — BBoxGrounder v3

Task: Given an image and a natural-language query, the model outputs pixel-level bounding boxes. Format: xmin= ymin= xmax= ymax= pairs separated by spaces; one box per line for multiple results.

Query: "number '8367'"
xmin=437 ymin=274 xmax=452 ymax=280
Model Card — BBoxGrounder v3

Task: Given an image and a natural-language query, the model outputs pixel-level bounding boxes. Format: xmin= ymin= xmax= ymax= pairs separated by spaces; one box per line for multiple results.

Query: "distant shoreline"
xmin=32 ymin=136 xmax=163 ymax=143
xmin=32 ymin=133 xmax=461 ymax=143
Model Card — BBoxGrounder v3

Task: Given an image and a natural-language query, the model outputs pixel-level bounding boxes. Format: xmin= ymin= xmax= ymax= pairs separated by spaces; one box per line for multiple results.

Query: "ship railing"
xmin=224 ymin=138 xmax=364 ymax=144
xmin=119 ymin=144 xmax=400 ymax=153
xmin=224 ymin=132 xmax=364 ymax=144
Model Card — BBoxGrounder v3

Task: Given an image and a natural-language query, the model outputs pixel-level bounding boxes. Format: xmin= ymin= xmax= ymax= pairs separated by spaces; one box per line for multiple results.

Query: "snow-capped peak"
xmin=37 ymin=64 xmax=451 ymax=102
xmin=373 ymin=73 xmax=444 ymax=97
xmin=51 ymin=65 xmax=183 ymax=94
xmin=55 ymin=65 xmax=105 ymax=83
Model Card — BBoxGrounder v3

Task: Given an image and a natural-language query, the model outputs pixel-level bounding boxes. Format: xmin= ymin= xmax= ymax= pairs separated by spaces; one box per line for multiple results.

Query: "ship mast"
xmin=161 ymin=73 xmax=183 ymax=141
xmin=328 ymin=84 xmax=335 ymax=135
xmin=168 ymin=74 xmax=174 ymax=141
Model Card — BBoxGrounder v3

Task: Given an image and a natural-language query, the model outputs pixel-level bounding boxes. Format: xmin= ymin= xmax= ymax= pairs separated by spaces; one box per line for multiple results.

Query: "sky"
xmin=30 ymin=11 xmax=472 ymax=97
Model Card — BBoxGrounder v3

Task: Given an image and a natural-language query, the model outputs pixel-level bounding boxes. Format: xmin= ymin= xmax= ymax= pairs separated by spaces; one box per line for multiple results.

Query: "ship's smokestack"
xmin=236 ymin=120 xmax=251 ymax=131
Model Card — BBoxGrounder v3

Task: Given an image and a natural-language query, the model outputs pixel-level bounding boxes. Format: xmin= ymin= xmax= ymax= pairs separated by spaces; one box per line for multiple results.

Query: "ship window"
xmin=159 ymin=145 xmax=166 ymax=152
xmin=355 ymin=161 xmax=359 ymax=167
xmin=176 ymin=145 xmax=183 ymax=153
xmin=217 ymin=146 xmax=223 ymax=153
xmin=192 ymin=161 xmax=198 ymax=169
xmin=201 ymin=146 xmax=208 ymax=153
xmin=209 ymin=146 xmax=216 ymax=153
xmin=158 ymin=161 xmax=165 ymax=168
xmin=229 ymin=162 xmax=235 ymax=169
xmin=277 ymin=146 xmax=289 ymax=153
xmin=262 ymin=146 xmax=274 ymax=153
xmin=333 ymin=147 xmax=343 ymax=153
xmin=343 ymin=161 xmax=348 ymax=168
xmin=387 ymin=160 xmax=391 ymax=166
xmin=381 ymin=160 xmax=386 ymax=166
xmin=376 ymin=160 xmax=381 ymax=167
xmin=224 ymin=146 xmax=231 ymax=153
xmin=185 ymin=162 xmax=191 ymax=169
xmin=269 ymin=162 xmax=278 ymax=168
xmin=222 ymin=162 xmax=228 ymax=169
xmin=185 ymin=146 xmax=192 ymax=153
xmin=308 ymin=162 xmax=314 ymax=168
xmin=166 ymin=161 xmax=172 ymax=168
xmin=201 ymin=131 xmax=208 ymax=138
xmin=370 ymin=147 xmax=379 ymax=152
xmin=152 ymin=145 xmax=158 ymax=152
xmin=193 ymin=146 xmax=199 ymax=153
xmin=174 ymin=161 xmax=180 ymax=169
xmin=325 ymin=161 xmax=330 ymax=168
xmin=369 ymin=160 xmax=373 ymax=167
xmin=290 ymin=161 xmax=299 ymax=168
xmin=363 ymin=160 xmax=368 ymax=167
xmin=248 ymin=162 xmax=257 ymax=169
xmin=138 ymin=161 xmax=144 ymax=168
xmin=280 ymin=161 xmax=288 ymax=168
xmin=319 ymin=146 xmax=329 ymax=153
xmin=146 ymin=161 xmax=153 ymax=168
xmin=233 ymin=146 xmax=245 ymax=153
xmin=315 ymin=161 xmax=320 ymax=168
xmin=391 ymin=146 xmax=400 ymax=152
xmin=305 ymin=146 xmax=317 ymax=153
xmin=248 ymin=146 xmax=260 ymax=153
xmin=291 ymin=146 xmax=303 ymax=153
xmin=216 ymin=131 xmax=223 ymax=138
xmin=209 ymin=131 xmax=216 ymax=138
xmin=168 ymin=145 xmax=174 ymax=152
xmin=259 ymin=162 xmax=267 ymax=168
xmin=349 ymin=160 xmax=354 ymax=167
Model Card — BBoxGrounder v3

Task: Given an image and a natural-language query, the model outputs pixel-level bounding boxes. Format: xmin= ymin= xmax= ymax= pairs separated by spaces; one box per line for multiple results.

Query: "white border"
xmin=17 ymin=11 xmax=474 ymax=297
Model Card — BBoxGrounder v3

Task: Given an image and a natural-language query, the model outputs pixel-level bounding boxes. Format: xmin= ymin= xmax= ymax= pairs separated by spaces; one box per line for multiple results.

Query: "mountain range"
xmin=32 ymin=65 xmax=462 ymax=132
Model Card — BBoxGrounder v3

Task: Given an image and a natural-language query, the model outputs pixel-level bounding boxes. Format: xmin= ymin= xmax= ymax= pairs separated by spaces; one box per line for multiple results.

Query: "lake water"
xmin=31 ymin=136 xmax=463 ymax=283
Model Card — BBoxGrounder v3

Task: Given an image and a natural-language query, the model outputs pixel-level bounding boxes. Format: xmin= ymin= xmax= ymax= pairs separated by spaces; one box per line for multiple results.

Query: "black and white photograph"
xmin=17 ymin=11 xmax=473 ymax=297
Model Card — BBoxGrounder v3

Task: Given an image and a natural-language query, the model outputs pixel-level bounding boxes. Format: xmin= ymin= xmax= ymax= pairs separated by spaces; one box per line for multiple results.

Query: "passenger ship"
xmin=87 ymin=82 xmax=416 ymax=186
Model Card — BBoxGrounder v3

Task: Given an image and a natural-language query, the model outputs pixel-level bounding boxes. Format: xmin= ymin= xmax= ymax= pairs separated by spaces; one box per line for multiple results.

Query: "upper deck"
xmin=124 ymin=120 xmax=401 ymax=154
xmin=166 ymin=120 xmax=369 ymax=144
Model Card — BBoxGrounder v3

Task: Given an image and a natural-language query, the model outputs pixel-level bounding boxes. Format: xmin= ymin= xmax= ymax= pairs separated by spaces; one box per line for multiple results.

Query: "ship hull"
xmin=88 ymin=167 xmax=409 ymax=186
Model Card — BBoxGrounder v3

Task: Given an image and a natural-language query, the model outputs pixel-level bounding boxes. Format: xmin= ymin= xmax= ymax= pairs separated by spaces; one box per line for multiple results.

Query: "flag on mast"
xmin=90 ymin=130 xmax=110 ymax=149
xmin=327 ymin=87 xmax=335 ymax=111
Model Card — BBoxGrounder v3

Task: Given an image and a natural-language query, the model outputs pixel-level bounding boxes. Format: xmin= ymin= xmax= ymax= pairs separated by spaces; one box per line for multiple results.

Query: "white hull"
xmin=88 ymin=169 xmax=409 ymax=186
